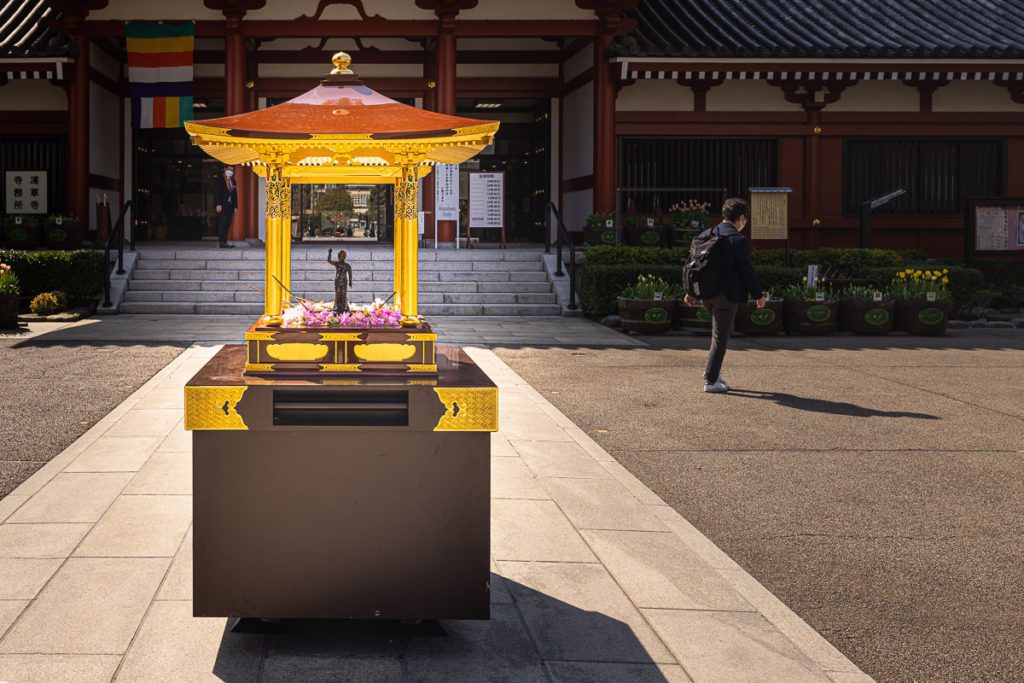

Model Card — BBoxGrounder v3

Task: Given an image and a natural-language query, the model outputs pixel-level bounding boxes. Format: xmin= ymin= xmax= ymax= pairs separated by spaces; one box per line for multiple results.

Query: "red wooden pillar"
xmin=244 ymin=83 xmax=258 ymax=239
xmin=593 ymin=32 xmax=616 ymax=213
xmin=68 ymin=32 xmax=90 ymax=224
xmin=422 ymin=53 xmax=438 ymax=240
xmin=224 ymin=24 xmax=247 ymax=241
xmin=435 ymin=27 xmax=457 ymax=243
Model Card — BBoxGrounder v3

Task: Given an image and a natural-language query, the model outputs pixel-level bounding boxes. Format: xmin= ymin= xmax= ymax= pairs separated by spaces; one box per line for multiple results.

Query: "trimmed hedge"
xmin=579 ymin=264 xmax=682 ymax=317
xmin=584 ymin=245 xmax=687 ymax=266
xmin=750 ymin=247 xmax=924 ymax=273
xmin=973 ymin=259 xmax=1024 ymax=307
xmin=0 ymin=249 xmax=106 ymax=301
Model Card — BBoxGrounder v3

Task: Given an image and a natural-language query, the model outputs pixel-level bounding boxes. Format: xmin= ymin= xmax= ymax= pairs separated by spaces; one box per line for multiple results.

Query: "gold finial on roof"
xmin=331 ymin=51 xmax=353 ymax=75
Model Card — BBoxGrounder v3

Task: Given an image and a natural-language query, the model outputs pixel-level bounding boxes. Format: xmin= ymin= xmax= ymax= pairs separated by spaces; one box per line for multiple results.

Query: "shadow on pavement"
xmin=211 ymin=575 xmax=670 ymax=682
xmin=727 ymin=389 xmax=940 ymax=420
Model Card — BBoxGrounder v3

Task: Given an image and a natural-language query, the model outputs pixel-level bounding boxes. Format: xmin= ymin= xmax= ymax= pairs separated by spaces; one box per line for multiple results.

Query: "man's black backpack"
xmin=683 ymin=225 xmax=726 ymax=298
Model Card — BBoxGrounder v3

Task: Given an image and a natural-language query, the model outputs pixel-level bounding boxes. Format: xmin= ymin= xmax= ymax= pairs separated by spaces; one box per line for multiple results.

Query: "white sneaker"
xmin=718 ymin=376 xmax=729 ymax=390
xmin=703 ymin=380 xmax=728 ymax=393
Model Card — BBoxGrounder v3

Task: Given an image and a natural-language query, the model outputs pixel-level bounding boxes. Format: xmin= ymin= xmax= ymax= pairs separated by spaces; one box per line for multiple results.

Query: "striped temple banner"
xmin=126 ymin=21 xmax=195 ymax=128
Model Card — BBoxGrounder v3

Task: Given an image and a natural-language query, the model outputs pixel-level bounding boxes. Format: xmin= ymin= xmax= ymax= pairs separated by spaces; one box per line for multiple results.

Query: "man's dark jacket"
xmin=709 ymin=222 xmax=762 ymax=303
xmin=213 ymin=175 xmax=237 ymax=214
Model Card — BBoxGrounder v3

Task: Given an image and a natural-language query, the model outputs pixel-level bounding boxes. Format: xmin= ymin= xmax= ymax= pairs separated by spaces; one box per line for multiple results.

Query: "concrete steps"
xmin=121 ymin=246 xmax=562 ymax=316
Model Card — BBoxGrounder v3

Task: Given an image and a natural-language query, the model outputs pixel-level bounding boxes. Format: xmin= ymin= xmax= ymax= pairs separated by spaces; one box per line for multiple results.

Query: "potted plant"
xmin=583 ymin=212 xmax=617 ymax=246
xmin=617 ymin=274 xmax=676 ymax=334
xmin=0 ymin=262 xmax=20 ymax=328
xmin=623 ymin=215 xmax=665 ymax=247
xmin=674 ymin=297 xmax=712 ymax=334
xmin=2 ymin=215 xmax=44 ymax=249
xmin=667 ymin=199 xmax=710 ymax=247
xmin=839 ymin=285 xmax=894 ymax=335
xmin=45 ymin=214 xmax=82 ymax=249
xmin=781 ymin=282 xmax=838 ymax=335
xmin=736 ymin=295 xmax=784 ymax=335
xmin=889 ymin=268 xmax=951 ymax=335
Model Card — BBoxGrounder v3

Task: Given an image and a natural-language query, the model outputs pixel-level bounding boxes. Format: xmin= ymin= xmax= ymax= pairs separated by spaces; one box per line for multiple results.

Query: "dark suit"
xmin=700 ymin=223 xmax=762 ymax=384
xmin=213 ymin=174 xmax=238 ymax=242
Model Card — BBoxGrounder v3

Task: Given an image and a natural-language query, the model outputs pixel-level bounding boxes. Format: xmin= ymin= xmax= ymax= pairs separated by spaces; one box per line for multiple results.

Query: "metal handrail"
xmin=547 ymin=201 xmax=577 ymax=311
xmin=102 ymin=200 xmax=132 ymax=308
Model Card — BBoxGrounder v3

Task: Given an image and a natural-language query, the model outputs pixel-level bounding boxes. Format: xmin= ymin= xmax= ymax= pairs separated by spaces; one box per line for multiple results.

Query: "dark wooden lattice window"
xmin=843 ymin=138 xmax=1004 ymax=217
xmin=617 ymin=137 xmax=778 ymax=212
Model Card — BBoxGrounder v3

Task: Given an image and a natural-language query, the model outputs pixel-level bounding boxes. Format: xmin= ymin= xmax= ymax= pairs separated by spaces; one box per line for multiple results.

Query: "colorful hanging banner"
xmin=126 ymin=21 xmax=195 ymax=129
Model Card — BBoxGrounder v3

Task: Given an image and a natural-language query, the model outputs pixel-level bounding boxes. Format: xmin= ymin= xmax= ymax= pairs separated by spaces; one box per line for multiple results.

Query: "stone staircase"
xmin=119 ymin=245 xmax=562 ymax=316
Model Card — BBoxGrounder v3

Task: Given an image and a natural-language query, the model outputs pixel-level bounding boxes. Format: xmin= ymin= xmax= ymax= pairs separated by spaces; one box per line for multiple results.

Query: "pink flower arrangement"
xmin=281 ymin=299 xmax=402 ymax=328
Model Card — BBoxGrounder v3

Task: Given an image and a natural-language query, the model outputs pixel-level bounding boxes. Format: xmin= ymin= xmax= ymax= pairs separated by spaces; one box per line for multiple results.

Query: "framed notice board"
xmin=967 ymin=198 xmax=1024 ymax=262
xmin=467 ymin=171 xmax=506 ymax=248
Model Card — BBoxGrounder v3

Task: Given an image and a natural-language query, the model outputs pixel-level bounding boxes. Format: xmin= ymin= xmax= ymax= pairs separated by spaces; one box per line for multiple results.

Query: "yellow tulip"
xmin=943 ymin=268 xmax=949 ymax=274
xmin=942 ymin=277 xmax=949 ymax=284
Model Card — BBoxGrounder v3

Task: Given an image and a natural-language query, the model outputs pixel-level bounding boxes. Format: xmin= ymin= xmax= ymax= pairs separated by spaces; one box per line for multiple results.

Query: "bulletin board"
xmin=967 ymin=198 xmax=1024 ymax=262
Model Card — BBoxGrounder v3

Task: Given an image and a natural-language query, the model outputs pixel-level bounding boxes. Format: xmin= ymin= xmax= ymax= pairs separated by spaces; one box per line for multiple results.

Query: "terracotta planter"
xmin=839 ymin=299 xmax=894 ymax=335
xmin=783 ymin=300 xmax=839 ymax=335
xmin=893 ymin=299 xmax=950 ymax=335
xmin=618 ymin=297 xmax=675 ymax=334
xmin=624 ymin=225 xmax=666 ymax=247
xmin=736 ymin=300 xmax=784 ymax=335
xmin=674 ymin=300 xmax=712 ymax=333
xmin=45 ymin=219 xmax=83 ymax=249
xmin=0 ymin=294 xmax=19 ymax=328
xmin=583 ymin=224 xmax=618 ymax=246
xmin=2 ymin=219 xmax=43 ymax=249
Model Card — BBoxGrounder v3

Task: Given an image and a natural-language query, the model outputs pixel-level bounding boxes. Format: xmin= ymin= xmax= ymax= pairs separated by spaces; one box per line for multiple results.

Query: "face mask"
xmin=225 ymin=169 xmax=234 ymax=178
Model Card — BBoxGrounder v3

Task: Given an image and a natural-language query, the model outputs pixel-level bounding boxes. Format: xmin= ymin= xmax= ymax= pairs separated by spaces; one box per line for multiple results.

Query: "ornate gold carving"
xmin=394 ymin=173 xmax=418 ymax=221
xmin=407 ymin=364 xmax=438 ymax=373
xmin=434 ymin=388 xmax=498 ymax=432
xmin=320 ymin=363 xmax=362 ymax=372
xmin=185 ymin=386 xmax=248 ymax=431
xmin=245 ymin=330 xmax=276 ymax=341
xmin=245 ymin=362 xmax=275 ymax=372
xmin=352 ymin=343 xmax=417 ymax=362
xmin=319 ymin=332 xmax=363 ymax=341
xmin=266 ymin=166 xmax=284 ymax=219
xmin=265 ymin=343 xmax=330 ymax=361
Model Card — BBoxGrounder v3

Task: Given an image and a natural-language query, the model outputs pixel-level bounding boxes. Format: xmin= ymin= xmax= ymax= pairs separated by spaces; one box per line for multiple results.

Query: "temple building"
xmin=1 ymin=0 xmax=1023 ymax=257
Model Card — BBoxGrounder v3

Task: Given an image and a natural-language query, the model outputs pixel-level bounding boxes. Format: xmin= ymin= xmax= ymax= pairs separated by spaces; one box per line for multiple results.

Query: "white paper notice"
xmin=975 ymin=206 xmax=1009 ymax=251
xmin=434 ymin=164 xmax=459 ymax=221
xmin=469 ymin=172 xmax=504 ymax=229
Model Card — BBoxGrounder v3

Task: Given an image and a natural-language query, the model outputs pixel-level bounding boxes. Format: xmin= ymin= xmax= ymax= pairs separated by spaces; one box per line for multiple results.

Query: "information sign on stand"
xmin=434 ymin=164 xmax=459 ymax=222
xmin=5 ymin=171 xmax=47 ymax=214
xmin=468 ymin=171 xmax=506 ymax=248
xmin=967 ymin=198 xmax=1024 ymax=262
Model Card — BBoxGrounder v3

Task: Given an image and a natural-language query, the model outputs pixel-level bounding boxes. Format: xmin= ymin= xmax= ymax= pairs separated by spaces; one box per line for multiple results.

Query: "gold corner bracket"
xmin=433 ymin=387 xmax=498 ymax=432
xmin=184 ymin=386 xmax=249 ymax=431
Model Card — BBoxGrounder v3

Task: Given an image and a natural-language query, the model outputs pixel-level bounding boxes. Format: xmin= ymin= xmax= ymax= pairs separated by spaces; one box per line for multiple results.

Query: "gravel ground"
xmin=496 ymin=330 xmax=1024 ymax=682
xmin=0 ymin=328 xmax=185 ymax=499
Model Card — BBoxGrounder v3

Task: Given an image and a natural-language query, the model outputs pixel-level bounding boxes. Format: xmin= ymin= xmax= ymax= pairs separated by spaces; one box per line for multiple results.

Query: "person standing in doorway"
xmin=684 ymin=197 xmax=766 ymax=393
xmin=213 ymin=165 xmax=238 ymax=248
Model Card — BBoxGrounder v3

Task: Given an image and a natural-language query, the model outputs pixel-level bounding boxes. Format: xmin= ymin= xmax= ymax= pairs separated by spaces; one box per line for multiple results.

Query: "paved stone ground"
xmin=496 ymin=329 xmax=1024 ymax=682
xmin=22 ymin=315 xmax=640 ymax=347
xmin=0 ymin=324 xmax=185 ymax=499
xmin=0 ymin=337 xmax=867 ymax=682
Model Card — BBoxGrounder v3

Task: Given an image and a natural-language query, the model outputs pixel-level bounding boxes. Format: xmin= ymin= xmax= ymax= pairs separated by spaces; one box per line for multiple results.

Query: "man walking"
xmin=213 ymin=165 xmax=238 ymax=248
xmin=684 ymin=197 xmax=765 ymax=393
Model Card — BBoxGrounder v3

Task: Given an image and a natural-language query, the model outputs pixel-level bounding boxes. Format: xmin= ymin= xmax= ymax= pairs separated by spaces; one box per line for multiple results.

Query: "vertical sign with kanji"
xmin=434 ymin=164 xmax=459 ymax=221
xmin=5 ymin=172 xmax=47 ymax=214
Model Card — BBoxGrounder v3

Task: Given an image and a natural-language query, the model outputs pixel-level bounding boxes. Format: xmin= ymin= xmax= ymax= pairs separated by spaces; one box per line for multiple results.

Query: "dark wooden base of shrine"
xmin=244 ymin=319 xmax=437 ymax=377
xmin=185 ymin=345 xmax=496 ymax=621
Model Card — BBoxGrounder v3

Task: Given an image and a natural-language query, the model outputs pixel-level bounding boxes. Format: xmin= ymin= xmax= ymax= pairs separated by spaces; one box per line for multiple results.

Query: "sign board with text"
xmin=5 ymin=171 xmax=47 ymax=214
xmin=968 ymin=199 xmax=1024 ymax=261
xmin=434 ymin=163 xmax=459 ymax=222
xmin=468 ymin=172 xmax=504 ymax=229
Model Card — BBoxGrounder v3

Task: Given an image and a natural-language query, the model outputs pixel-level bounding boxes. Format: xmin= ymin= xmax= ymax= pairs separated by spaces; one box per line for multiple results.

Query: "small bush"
xmin=754 ymin=265 xmax=803 ymax=294
xmin=30 ymin=291 xmax=68 ymax=315
xmin=973 ymin=259 xmax=1024 ymax=307
xmin=0 ymin=249 xmax=105 ymax=301
xmin=584 ymin=245 xmax=687 ymax=266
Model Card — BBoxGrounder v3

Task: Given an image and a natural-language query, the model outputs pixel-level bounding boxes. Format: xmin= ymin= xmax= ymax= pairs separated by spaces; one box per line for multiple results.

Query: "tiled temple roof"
xmin=0 ymin=0 xmax=72 ymax=58
xmin=612 ymin=0 xmax=1024 ymax=60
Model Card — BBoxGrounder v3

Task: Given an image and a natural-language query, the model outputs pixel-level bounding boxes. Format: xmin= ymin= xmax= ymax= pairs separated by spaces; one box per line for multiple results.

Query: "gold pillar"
xmin=264 ymin=164 xmax=286 ymax=317
xmin=394 ymin=166 xmax=419 ymax=321
xmin=280 ymin=178 xmax=293 ymax=303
